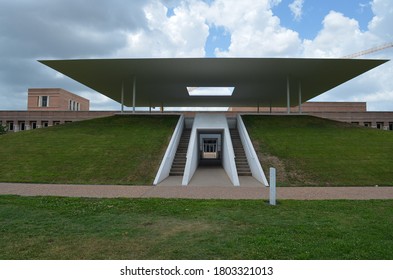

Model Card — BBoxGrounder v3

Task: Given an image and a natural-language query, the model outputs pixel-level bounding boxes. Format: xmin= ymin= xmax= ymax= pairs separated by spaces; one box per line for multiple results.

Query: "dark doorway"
xmin=198 ymin=131 xmax=222 ymax=166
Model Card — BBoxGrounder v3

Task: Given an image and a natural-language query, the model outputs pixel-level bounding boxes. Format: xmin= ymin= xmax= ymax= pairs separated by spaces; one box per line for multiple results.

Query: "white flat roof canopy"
xmin=40 ymin=58 xmax=388 ymax=107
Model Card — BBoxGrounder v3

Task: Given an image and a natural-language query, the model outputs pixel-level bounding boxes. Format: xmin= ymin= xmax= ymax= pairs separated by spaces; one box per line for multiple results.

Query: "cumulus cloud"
xmin=117 ymin=0 xmax=209 ymax=57
xmin=0 ymin=0 xmax=393 ymax=111
xmin=301 ymin=0 xmax=393 ymax=110
xmin=0 ymin=0 xmax=147 ymax=59
xmin=205 ymin=0 xmax=301 ymax=57
xmin=0 ymin=0 xmax=151 ymax=110
xmin=302 ymin=11 xmax=380 ymax=58
xmin=368 ymin=0 xmax=393 ymax=41
xmin=288 ymin=0 xmax=304 ymax=21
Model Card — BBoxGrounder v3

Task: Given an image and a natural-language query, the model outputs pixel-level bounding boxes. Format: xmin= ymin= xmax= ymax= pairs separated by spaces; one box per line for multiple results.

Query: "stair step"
xmin=238 ymin=173 xmax=252 ymax=176
xmin=171 ymin=169 xmax=185 ymax=172
xmin=170 ymin=129 xmax=191 ymax=176
xmin=170 ymin=172 xmax=184 ymax=176
xmin=230 ymin=129 xmax=253 ymax=177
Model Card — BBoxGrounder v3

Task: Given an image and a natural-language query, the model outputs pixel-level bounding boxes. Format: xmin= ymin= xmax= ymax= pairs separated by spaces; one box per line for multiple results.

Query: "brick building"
xmin=1 ymin=88 xmax=113 ymax=132
xmin=27 ymin=88 xmax=89 ymax=111
xmin=229 ymin=102 xmax=393 ymax=130
xmin=1 ymin=88 xmax=393 ymax=132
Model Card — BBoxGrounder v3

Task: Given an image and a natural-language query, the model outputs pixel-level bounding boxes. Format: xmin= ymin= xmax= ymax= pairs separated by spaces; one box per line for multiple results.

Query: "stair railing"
xmin=153 ymin=114 xmax=185 ymax=185
xmin=236 ymin=114 xmax=269 ymax=186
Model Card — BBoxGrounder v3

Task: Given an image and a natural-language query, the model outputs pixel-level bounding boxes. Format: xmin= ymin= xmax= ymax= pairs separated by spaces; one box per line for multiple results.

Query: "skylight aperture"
xmin=187 ymin=87 xmax=234 ymax=96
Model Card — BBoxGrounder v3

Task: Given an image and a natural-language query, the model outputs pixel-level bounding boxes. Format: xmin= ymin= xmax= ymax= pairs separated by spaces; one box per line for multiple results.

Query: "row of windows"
xmin=69 ymin=100 xmax=81 ymax=111
xmin=351 ymin=121 xmax=393 ymax=130
xmin=1 ymin=121 xmax=72 ymax=132
xmin=2 ymin=120 xmax=392 ymax=132
xmin=36 ymin=96 xmax=82 ymax=111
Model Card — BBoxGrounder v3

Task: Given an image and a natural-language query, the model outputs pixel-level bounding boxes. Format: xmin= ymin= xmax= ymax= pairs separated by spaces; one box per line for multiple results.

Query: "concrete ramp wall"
xmin=237 ymin=115 xmax=269 ymax=186
xmin=153 ymin=115 xmax=184 ymax=185
xmin=182 ymin=113 xmax=239 ymax=186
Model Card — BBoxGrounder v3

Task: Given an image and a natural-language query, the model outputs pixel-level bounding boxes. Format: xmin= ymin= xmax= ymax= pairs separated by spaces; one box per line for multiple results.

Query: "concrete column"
xmin=287 ymin=76 xmax=290 ymax=114
xmin=132 ymin=76 xmax=136 ymax=113
xmin=121 ymin=81 xmax=124 ymax=113
xmin=298 ymin=81 xmax=302 ymax=114
xmin=269 ymin=167 xmax=276 ymax=206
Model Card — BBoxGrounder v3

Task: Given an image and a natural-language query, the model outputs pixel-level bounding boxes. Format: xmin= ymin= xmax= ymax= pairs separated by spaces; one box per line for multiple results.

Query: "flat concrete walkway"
xmin=1 ymin=182 xmax=393 ymax=200
xmin=158 ymin=167 xmax=263 ymax=187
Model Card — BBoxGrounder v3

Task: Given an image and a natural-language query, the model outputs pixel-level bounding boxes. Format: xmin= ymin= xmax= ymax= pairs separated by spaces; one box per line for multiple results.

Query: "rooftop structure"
xmin=40 ymin=58 xmax=387 ymax=111
xmin=27 ymin=88 xmax=89 ymax=111
xmin=2 ymin=57 xmax=391 ymax=187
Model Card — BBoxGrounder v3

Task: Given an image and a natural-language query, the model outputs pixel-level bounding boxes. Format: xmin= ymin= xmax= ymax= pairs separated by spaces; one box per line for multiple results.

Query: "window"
xmin=42 ymin=121 xmax=49 ymax=127
xmin=30 ymin=121 xmax=37 ymax=129
xmin=389 ymin=122 xmax=393 ymax=131
xmin=376 ymin=122 xmax=384 ymax=129
xmin=69 ymin=100 xmax=72 ymax=110
xmin=19 ymin=122 xmax=25 ymax=131
xmin=7 ymin=121 xmax=14 ymax=131
xmin=39 ymin=96 xmax=49 ymax=107
xmin=202 ymin=138 xmax=219 ymax=159
xmin=364 ymin=122 xmax=371 ymax=127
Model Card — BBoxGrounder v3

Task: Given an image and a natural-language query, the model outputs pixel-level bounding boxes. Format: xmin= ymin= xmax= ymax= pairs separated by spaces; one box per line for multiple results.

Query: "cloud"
xmin=301 ymin=1 xmax=393 ymax=109
xmin=0 ymin=0 xmax=150 ymax=110
xmin=117 ymin=0 xmax=209 ymax=57
xmin=0 ymin=0 xmax=147 ymax=59
xmin=288 ymin=0 xmax=304 ymax=21
xmin=205 ymin=0 xmax=301 ymax=57
xmin=0 ymin=0 xmax=393 ymax=111
xmin=368 ymin=0 xmax=393 ymax=41
xmin=302 ymin=11 xmax=380 ymax=58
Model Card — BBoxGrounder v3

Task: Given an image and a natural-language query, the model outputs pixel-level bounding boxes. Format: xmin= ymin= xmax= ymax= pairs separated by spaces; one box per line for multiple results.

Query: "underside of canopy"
xmin=40 ymin=57 xmax=388 ymax=107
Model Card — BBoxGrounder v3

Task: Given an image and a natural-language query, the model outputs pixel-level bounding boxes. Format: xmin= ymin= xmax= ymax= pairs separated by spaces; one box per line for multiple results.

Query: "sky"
xmin=1 ymin=0 xmax=393 ymax=111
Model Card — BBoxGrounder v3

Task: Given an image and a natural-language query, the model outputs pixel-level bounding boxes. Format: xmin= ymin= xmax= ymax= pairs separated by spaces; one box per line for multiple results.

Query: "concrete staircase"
xmin=169 ymin=129 xmax=191 ymax=176
xmin=230 ymin=129 xmax=252 ymax=176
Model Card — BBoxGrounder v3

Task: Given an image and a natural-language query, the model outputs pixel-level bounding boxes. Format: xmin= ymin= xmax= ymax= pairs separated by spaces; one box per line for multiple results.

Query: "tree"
xmin=0 ymin=124 xmax=7 ymax=135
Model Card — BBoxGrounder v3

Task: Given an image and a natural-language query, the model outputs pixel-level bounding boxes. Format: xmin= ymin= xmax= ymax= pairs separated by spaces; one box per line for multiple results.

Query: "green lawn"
xmin=243 ymin=115 xmax=393 ymax=186
xmin=1 ymin=114 xmax=392 ymax=186
xmin=1 ymin=195 xmax=392 ymax=260
xmin=0 ymin=115 xmax=178 ymax=185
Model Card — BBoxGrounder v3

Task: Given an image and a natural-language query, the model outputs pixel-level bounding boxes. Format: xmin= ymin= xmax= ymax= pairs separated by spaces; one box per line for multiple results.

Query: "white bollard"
xmin=269 ymin=167 xmax=276 ymax=206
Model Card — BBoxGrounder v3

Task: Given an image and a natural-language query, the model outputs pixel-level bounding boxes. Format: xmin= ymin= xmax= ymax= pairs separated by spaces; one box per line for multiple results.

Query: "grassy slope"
xmin=0 ymin=115 xmax=178 ymax=185
xmin=1 ymin=195 xmax=392 ymax=260
xmin=1 ymin=114 xmax=392 ymax=186
xmin=243 ymin=115 xmax=393 ymax=186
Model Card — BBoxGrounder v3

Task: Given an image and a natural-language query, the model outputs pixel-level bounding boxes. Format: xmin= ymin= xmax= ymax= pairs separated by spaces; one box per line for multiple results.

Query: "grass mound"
xmin=1 ymin=196 xmax=392 ymax=259
xmin=243 ymin=115 xmax=393 ymax=186
xmin=0 ymin=115 xmax=178 ymax=185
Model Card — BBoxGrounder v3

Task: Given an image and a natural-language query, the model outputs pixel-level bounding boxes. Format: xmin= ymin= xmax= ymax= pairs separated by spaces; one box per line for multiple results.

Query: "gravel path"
xmin=1 ymin=182 xmax=393 ymax=200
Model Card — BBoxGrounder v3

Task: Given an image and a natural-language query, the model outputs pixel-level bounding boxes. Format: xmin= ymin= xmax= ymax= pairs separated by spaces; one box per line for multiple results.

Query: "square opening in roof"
xmin=187 ymin=87 xmax=234 ymax=96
